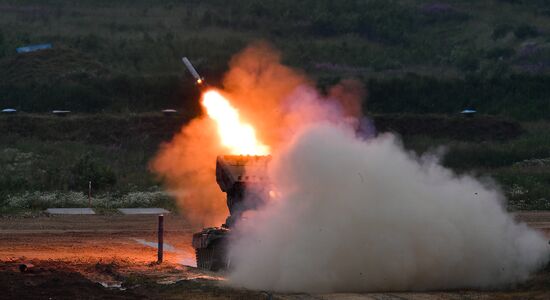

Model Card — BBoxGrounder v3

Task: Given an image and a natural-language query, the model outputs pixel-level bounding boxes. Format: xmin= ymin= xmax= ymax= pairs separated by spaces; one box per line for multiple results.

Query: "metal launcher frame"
xmin=192 ymin=155 xmax=271 ymax=270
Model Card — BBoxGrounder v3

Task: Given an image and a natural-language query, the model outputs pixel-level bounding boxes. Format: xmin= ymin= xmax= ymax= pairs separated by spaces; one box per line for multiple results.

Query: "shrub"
xmin=443 ymin=146 xmax=525 ymax=169
xmin=492 ymin=24 xmax=513 ymax=40
xmin=4 ymin=191 xmax=88 ymax=209
xmin=118 ymin=191 xmax=173 ymax=208
xmin=1 ymin=190 xmax=175 ymax=211
xmin=71 ymin=154 xmax=116 ymax=190
xmin=485 ymin=47 xmax=516 ymax=60
xmin=450 ymin=47 xmax=480 ymax=72
xmin=514 ymin=24 xmax=539 ymax=39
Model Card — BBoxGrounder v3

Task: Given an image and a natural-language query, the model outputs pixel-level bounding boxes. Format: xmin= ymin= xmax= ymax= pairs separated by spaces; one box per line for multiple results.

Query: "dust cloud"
xmin=229 ymin=122 xmax=549 ymax=292
xmin=151 ymin=117 xmax=227 ymax=227
xmin=225 ymin=47 xmax=550 ymax=292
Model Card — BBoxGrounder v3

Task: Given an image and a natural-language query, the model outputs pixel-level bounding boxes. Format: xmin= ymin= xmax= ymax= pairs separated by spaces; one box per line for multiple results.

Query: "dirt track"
xmin=1 ymin=212 xmax=550 ymax=299
xmin=0 ymin=214 xmax=197 ymax=264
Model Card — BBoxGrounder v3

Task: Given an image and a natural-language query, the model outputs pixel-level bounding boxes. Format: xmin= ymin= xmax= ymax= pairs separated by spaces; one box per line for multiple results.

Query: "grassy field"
xmin=0 ymin=113 xmax=188 ymax=214
xmin=402 ymin=121 xmax=550 ymax=210
xmin=0 ymin=113 xmax=548 ymax=214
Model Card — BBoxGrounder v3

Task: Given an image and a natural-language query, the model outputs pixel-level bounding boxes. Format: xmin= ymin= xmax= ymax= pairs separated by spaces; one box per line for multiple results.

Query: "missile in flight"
xmin=182 ymin=57 xmax=205 ymax=85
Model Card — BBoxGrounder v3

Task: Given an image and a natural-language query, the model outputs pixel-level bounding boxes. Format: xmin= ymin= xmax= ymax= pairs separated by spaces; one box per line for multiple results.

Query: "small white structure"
xmin=46 ymin=208 xmax=96 ymax=215
xmin=118 ymin=208 xmax=170 ymax=215
xmin=162 ymin=109 xmax=178 ymax=116
xmin=460 ymin=109 xmax=477 ymax=117
xmin=1 ymin=108 xmax=17 ymax=114
xmin=52 ymin=110 xmax=71 ymax=116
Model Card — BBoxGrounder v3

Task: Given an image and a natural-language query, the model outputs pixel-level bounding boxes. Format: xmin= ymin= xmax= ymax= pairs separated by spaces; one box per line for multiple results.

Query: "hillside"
xmin=2 ymin=113 xmax=549 ymax=213
xmin=3 ymin=0 xmax=550 ymax=76
xmin=1 ymin=0 xmax=550 ymax=118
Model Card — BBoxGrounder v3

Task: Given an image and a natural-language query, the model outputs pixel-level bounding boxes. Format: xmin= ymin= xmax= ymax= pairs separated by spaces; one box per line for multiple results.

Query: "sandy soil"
xmin=1 ymin=212 xmax=549 ymax=299
xmin=0 ymin=214 xmax=197 ymax=264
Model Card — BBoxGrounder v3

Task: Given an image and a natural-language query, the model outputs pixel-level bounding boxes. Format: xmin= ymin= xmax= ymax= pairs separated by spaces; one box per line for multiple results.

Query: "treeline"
xmin=2 ymin=72 xmax=550 ymax=120
xmin=196 ymin=0 xmax=467 ymax=43
xmin=0 ymin=74 xmax=202 ymax=113
xmin=365 ymin=74 xmax=550 ymax=120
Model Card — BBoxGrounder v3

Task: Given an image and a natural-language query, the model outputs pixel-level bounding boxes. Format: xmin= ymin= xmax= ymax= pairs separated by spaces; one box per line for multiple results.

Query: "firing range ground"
xmin=1 ymin=213 xmax=549 ymax=298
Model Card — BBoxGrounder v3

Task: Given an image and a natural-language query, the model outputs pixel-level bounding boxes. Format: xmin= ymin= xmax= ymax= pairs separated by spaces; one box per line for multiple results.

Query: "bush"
xmin=494 ymin=171 xmax=550 ymax=210
xmin=71 ymin=154 xmax=116 ymax=190
xmin=118 ymin=191 xmax=173 ymax=208
xmin=366 ymin=74 xmax=550 ymax=120
xmin=485 ymin=47 xmax=515 ymax=60
xmin=4 ymin=191 xmax=88 ymax=210
xmin=492 ymin=24 xmax=513 ymax=40
xmin=450 ymin=47 xmax=480 ymax=72
xmin=443 ymin=146 xmax=525 ymax=169
xmin=514 ymin=24 xmax=539 ymax=39
xmin=1 ymin=190 xmax=175 ymax=211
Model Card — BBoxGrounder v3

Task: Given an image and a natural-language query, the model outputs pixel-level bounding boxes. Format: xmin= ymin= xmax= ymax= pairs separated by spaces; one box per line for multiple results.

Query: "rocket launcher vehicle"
xmin=192 ymin=155 xmax=271 ymax=271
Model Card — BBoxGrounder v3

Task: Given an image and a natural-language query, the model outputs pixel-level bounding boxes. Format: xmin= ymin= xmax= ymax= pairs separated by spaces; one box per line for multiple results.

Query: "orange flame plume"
xmin=201 ymin=90 xmax=270 ymax=155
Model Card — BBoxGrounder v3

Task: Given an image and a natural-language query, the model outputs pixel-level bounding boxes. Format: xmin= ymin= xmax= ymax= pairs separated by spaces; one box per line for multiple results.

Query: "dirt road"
xmin=0 ymin=214 xmax=197 ymax=264
xmin=1 ymin=212 xmax=549 ymax=299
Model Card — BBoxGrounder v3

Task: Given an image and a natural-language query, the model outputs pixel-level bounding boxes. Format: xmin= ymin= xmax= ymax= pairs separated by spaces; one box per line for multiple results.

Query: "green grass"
xmin=0 ymin=113 xmax=190 ymax=213
xmin=403 ymin=121 xmax=550 ymax=210
xmin=0 ymin=113 xmax=548 ymax=213
xmin=0 ymin=113 xmax=190 ymax=193
xmin=0 ymin=190 xmax=178 ymax=215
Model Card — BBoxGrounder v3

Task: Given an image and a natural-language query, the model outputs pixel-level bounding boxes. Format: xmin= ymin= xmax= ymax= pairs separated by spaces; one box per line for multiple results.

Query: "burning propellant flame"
xmin=201 ymin=90 xmax=270 ymax=155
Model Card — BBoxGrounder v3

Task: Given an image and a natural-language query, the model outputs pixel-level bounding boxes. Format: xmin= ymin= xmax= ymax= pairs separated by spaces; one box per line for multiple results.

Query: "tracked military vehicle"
xmin=192 ymin=155 xmax=270 ymax=271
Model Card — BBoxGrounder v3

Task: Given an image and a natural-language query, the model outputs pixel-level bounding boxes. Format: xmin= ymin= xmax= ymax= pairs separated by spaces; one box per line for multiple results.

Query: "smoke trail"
xmin=229 ymin=121 xmax=549 ymax=292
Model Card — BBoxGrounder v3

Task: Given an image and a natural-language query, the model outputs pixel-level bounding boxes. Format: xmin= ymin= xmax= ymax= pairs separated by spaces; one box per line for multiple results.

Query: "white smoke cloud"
xmin=228 ymin=121 xmax=549 ymax=292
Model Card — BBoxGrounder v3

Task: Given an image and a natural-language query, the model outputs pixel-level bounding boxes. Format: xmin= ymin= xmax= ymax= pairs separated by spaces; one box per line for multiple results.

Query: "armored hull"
xmin=192 ymin=227 xmax=229 ymax=270
xmin=193 ymin=155 xmax=270 ymax=271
